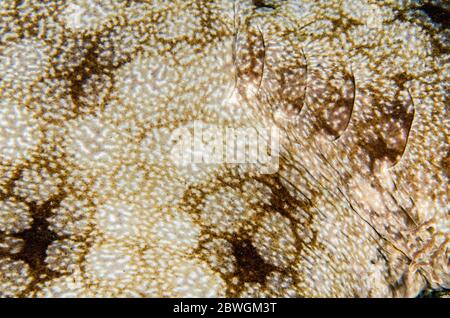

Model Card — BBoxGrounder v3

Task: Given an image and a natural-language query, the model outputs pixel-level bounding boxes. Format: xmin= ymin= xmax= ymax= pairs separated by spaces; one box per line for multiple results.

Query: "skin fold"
xmin=0 ymin=0 xmax=448 ymax=297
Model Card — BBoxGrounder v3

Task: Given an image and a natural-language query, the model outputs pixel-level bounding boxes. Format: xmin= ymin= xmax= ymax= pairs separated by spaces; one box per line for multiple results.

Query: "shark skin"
xmin=0 ymin=0 xmax=448 ymax=298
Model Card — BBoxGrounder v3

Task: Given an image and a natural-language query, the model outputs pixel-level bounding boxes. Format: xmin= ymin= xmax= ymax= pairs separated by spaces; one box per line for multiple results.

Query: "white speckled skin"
xmin=0 ymin=0 xmax=448 ymax=297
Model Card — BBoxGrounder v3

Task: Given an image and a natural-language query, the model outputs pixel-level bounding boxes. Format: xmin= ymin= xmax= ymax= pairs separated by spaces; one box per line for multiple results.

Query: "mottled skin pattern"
xmin=0 ymin=0 xmax=448 ymax=297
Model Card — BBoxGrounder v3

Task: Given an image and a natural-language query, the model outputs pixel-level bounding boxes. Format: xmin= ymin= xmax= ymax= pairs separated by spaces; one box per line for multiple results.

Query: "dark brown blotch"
xmin=230 ymin=237 xmax=276 ymax=286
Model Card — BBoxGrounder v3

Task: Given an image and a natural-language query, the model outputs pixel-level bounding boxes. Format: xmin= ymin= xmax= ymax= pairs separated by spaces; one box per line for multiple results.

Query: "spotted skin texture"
xmin=0 ymin=0 xmax=449 ymax=298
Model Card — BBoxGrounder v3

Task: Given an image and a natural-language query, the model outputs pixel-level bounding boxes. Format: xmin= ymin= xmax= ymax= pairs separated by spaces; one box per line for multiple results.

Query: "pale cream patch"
xmin=0 ymin=39 xmax=50 ymax=89
xmin=0 ymin=99 xmax=43 ymax=164
xmin=61 ymin=0 xmax=124 ymax=30
xmin=0 ymin=198 xmax=32 ymax=234
xmin=252 ymin=212 xmax=297 ymax=268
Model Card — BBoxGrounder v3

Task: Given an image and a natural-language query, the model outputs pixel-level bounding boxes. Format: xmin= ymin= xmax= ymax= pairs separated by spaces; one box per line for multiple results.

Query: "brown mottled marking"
xmin=0 ymin=0 xmax=448 ymax=298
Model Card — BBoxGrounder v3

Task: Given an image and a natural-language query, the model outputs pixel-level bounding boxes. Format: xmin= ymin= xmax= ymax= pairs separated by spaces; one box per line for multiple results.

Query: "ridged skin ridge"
xmin=0 ymin=0 xmax=448 ymax=297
